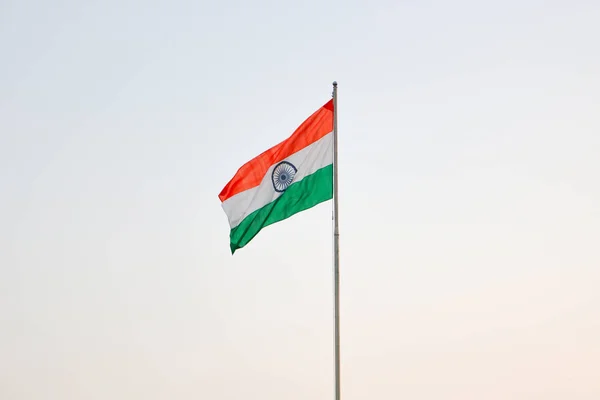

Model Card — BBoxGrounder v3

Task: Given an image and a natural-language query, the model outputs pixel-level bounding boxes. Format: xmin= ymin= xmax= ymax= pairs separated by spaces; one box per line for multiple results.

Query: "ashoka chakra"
xmin=272 ymin=161 xmax=297 ymax=192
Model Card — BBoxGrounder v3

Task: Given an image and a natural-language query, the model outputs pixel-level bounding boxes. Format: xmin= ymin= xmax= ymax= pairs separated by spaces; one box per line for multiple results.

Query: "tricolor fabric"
xmin=219 ymin=100 xmax=334 ymax=254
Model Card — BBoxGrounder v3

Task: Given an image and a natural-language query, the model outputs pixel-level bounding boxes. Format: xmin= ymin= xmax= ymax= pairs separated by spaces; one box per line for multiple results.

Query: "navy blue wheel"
xmin=272 ymin=161 xmax=297 ymax=192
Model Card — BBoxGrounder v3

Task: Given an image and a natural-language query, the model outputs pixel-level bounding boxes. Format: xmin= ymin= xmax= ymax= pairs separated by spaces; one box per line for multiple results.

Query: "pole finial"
xmin=333 ymin=81 xmax=338 ymax=87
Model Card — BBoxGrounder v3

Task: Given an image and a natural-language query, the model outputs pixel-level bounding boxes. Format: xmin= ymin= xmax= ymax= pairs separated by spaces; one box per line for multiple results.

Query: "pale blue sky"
xmin=1 ymin=0 xmax=599 ymax=399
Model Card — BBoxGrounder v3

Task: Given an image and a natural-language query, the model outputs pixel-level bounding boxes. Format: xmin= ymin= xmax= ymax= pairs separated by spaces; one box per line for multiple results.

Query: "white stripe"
xmin=222 ymin=131 xmax=333 ymax=229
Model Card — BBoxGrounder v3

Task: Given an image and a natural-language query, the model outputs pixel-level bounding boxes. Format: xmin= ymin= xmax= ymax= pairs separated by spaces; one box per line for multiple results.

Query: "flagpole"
xmin=332 ymin=81 xmax=341 ymax=400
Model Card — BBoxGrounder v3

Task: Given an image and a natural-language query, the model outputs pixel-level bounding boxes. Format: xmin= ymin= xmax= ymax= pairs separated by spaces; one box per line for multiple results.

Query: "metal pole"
xmin=332 ymin=81 xmax=341 ymax=400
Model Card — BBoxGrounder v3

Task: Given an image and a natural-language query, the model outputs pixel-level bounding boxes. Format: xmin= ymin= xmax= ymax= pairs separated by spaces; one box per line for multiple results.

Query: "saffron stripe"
xmin=229 ymin=164 xmax=333 ymax=254
xmin=219 ymin=100 xmax=333 ymax=202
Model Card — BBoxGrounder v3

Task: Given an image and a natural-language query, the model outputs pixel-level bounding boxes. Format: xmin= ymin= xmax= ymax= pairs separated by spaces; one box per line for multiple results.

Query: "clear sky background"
xmin=1 ymin=0 xmax=599 ymax=399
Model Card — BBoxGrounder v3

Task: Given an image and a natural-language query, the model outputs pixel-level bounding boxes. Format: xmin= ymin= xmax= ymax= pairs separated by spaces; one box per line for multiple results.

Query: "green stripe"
xmin=229 ymin=164 xmax=333 ymax=254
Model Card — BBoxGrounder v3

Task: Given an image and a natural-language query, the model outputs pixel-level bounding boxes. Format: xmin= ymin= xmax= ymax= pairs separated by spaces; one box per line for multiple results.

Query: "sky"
xmin=1 ymin=0 xmax=599 ymax=398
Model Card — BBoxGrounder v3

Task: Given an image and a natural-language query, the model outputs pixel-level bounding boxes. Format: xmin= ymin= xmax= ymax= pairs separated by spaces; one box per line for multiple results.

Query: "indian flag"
xmin=219 ymin=100 xmax=334 ymax=254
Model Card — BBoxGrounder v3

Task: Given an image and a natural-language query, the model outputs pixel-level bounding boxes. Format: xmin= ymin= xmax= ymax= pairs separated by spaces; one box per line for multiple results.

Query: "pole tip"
xmin=332 ymin=81 xmax=338 ymax=87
